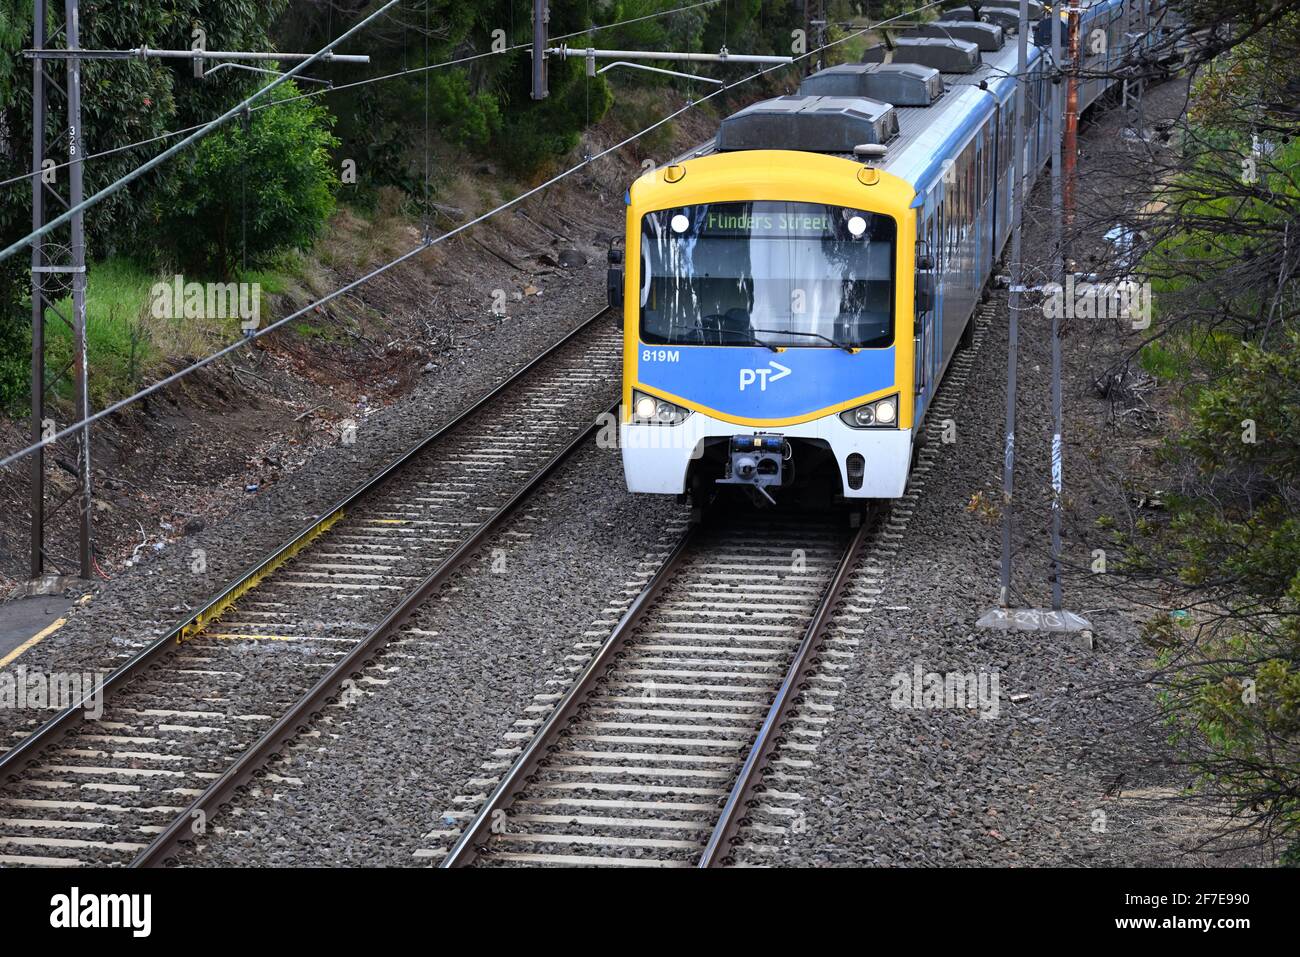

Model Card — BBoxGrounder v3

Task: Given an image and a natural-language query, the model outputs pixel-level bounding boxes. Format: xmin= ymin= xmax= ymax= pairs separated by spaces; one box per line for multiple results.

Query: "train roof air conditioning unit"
xmin=980 ymin=0 xmax=1045 ymax=19
xmin=799 ymin=63 xmax=943 ymax=107
xmin=906 ymin=20 xmax=1005 ymax=52
xmin=943 ymin=6 xmax=1027 ymax=32
xmin=717 ymin=96 xmax=899 ymax=152
xmin=862 ymin=37 xmax=982 ymax=74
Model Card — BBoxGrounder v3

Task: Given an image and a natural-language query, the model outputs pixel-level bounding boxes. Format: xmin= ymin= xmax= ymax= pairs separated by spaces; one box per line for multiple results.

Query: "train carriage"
xmin=614 ymin=1 xmax=1147 ymax=507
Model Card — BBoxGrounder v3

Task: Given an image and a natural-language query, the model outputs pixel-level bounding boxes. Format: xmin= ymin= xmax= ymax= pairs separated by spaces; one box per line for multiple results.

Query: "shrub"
xmin=429 ymin=71 xmax=502 ymax=152
xmin=155 ymin=79 xmax=339 ymax=278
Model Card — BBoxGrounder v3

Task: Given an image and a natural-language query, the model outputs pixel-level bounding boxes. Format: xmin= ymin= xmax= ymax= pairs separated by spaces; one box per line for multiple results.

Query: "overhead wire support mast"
xmin=532 ymin=0 xmax=548 ymax=100
xmin=976 ymin=1 xmax=1090 ymax=636
xmin=26 ymin=0 xmax=101 ymax=580
xmin=20 ymin=0 xmax=386 ymax=583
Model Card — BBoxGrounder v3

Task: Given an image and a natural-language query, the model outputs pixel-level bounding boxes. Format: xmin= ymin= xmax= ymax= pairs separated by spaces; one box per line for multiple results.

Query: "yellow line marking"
xmin=204 ymin=633 xmax=320 ymax=642
xmin=178 ymin=509 xmax=345 ymax=643
xmin=0 ymin=617 xmax=68 ymax=670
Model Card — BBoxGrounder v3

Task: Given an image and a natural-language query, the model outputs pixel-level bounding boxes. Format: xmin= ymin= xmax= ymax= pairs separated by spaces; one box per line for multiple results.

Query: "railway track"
xmin=429 ymin=509 xmax=873 ymax=868
xmin=422 ymin=301 xmax=996 ymax=868
xmin=0 ymin=308 xmax=621 ymax=868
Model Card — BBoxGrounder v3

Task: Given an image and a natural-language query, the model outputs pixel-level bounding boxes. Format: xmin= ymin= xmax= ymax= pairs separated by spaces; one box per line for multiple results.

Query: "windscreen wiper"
xmin=751 ymin=328 xmax=856 ymax=353
xmin=711 ymin=328 xmax=779 ymax=352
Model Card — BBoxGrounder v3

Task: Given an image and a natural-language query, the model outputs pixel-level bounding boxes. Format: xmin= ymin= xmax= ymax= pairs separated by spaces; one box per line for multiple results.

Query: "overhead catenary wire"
xmin=0 ymin=0 xmax=726 ymax=192
xmin=1 ymin=0 xmax=951 ymax=473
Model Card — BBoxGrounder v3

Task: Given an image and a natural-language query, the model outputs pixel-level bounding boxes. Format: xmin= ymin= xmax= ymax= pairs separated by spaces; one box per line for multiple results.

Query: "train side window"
xmin=960 ymin=153 xmax=966 ymax=231
xmin=956 ymin=155 xmax=964 ymax=233
xmin=986 ymin=126 xmax=993 ymax=195
xmin=982 ymin=125 xmax=993 ymax=192
xmin=967 ymin=148 xmax=975 ymax=224
xmin=967 ymin=146 xmax=977 ymax=224
xmin=956 ymin=152 xmax=963 ymax=231
xmin=942 ymin=191 xmax=949 ymax=263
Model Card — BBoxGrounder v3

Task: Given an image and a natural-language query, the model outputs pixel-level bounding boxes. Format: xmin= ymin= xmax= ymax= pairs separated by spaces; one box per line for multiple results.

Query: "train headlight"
xmin=840 ymin=394 xmax=899 ymax=429
xmin=631 ymin=390 xmax=693 ymax=426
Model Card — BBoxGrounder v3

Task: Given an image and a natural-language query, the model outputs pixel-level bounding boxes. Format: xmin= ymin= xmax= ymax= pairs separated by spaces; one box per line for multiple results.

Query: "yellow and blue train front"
xmin=619 ymin=151 xmax=917 ymax=501
xmin=622 ymin=345 xmax=912 ymax=498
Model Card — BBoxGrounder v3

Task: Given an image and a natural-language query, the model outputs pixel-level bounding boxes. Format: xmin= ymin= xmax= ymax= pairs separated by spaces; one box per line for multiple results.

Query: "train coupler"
xmin=716 ymin=434 xmax=788 ymax=504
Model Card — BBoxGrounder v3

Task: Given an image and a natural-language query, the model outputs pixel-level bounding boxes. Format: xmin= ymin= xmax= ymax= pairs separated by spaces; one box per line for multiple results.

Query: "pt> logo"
xmin=739 ymin=360 xmax=791 ymax=392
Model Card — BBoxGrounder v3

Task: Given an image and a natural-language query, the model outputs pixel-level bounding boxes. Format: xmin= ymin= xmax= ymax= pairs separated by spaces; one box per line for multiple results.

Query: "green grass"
xmin=41 ymin=255 xmax=297 ymax=407
xmin=44 ymin=257 xmax=158 ymax=405
xmin=1138 ymin=340 xmax=1186 ymax=381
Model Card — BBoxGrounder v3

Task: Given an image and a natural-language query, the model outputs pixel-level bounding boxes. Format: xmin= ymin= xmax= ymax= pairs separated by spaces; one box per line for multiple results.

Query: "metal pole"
xmin=549 ymin=47 xmax=793 ymax=65
xmin=804 ymin=0 xmax=812 ymax=74
xmin=1064 ymin=5 xmax=1080 ymax=236
xmin=24 ymin=48 xmax=370 ymax=62
xmin=66 ymin=0 xmax=93 ymax=579
xmin=532 ymin=0 xmax=548 ymax=100
xmin=997 ymin=0 xmax=1030 ymax=608
xmin=29 ymin=0 xmax=46 ymax=580
xmin=815 ymin=0 xmax=827 ymax=74
xmin=1049 ymin=5 xmax=1066 ymax=610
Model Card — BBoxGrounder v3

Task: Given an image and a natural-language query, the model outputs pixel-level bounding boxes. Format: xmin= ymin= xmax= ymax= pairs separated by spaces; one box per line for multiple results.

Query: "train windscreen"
xmin=639 ymin=201 xmax=896 ymax=349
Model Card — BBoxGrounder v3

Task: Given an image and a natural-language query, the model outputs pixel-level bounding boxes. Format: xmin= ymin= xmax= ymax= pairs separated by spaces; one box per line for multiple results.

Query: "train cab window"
xmin=639 ymin=201 xmax=897 ymax=350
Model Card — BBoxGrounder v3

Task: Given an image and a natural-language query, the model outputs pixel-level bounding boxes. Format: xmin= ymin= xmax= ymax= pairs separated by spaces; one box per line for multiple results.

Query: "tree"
xmin=1073 ymin=3 xmax=1300 ymax=860
xmin=156 ymin=79 xmax=339 ymax=278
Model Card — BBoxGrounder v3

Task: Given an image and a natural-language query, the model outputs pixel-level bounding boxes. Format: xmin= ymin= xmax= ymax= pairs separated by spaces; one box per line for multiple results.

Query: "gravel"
xmin=177 ymin=441 xmax=681 ymax=866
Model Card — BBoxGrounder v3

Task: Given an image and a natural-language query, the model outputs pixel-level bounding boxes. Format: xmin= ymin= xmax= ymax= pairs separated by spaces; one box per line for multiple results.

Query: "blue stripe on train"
xmin=638 ymin=344 xmax=896 ymax=421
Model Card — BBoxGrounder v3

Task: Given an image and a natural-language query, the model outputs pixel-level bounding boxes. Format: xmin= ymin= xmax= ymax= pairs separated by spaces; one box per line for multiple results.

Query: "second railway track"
xmin=0 ymin=308 xmax=621 ymax=868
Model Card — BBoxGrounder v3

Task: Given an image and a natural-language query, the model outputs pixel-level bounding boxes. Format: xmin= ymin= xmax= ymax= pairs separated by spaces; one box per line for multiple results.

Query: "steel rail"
xmin=440 ymin=524 xmax=699 ymax=868
xmin=697 ymin=512 xmax=875 ymax=867
xmin=135 ymin=399 xmax=620 ymax=867
xmin=0 ymin=307 xmax=613 ymax=783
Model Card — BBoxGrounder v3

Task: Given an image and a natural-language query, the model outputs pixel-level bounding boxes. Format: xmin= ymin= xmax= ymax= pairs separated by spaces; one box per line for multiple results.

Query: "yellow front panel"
xmin=621 ymin=150 xmax=917 ymax=429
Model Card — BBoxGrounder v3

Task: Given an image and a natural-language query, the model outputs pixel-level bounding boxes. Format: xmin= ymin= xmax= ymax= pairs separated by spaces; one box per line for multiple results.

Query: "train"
xmin=612 ymin=0 xmax=1167 ymax=507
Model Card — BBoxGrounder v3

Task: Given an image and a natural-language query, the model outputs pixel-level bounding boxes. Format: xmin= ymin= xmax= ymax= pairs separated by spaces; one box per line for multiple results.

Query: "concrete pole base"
xmin=975 ymin=607 xmax=1093 ymax=633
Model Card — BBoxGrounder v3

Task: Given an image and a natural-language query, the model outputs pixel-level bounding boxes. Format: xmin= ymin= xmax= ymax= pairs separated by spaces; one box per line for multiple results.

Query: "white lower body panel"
xmin=621 ymin=410 xmax=912 ymax=499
